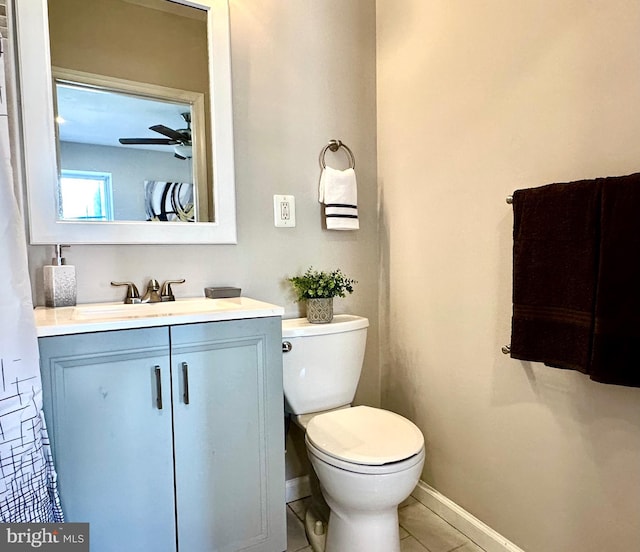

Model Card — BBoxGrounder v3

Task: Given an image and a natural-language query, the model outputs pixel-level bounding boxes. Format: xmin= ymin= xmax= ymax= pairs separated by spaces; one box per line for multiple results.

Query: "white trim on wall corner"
xmin=412 ymin=480 xmax=527 ymax=552
xmin=285 ymin=475 xmax=311 ymax=504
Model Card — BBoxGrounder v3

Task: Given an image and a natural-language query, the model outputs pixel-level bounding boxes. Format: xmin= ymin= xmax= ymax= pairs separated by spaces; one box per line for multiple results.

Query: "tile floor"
xmin=286 ymin=495 xmax=486 ymax=552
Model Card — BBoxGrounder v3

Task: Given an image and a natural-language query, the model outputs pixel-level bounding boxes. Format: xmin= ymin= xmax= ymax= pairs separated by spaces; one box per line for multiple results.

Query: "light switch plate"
xmin=274 ymin=195 xmax=296 ymax=227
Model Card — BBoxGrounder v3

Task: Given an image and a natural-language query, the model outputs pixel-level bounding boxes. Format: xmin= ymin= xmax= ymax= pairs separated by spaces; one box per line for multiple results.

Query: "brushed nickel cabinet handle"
xmin=182 ymin=362 xmax=190 ymax=405
xmin=155 ymin=366 xmax=163 ymax=410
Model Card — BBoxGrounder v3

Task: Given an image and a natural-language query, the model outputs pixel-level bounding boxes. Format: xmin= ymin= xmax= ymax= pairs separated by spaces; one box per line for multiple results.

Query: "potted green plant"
xmin=288 ymin=267 xmax=357 ymax=323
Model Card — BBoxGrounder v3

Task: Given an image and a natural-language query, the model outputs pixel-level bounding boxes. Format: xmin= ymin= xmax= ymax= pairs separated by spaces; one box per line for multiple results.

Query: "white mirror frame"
xmin=14 ymin=0 xmax=237 ymax=244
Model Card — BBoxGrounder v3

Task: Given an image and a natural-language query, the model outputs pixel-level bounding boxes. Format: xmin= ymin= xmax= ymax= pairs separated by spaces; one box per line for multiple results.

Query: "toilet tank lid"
xmin=306 ymin=406 xmax=424 ymax=465
xmin=282 ymin=314 xmax=369 ymax=337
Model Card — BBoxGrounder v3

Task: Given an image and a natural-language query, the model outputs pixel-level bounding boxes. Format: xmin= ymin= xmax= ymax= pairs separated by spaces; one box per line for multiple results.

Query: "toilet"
xmin=282 ymin=315 xmax=425 ymax=552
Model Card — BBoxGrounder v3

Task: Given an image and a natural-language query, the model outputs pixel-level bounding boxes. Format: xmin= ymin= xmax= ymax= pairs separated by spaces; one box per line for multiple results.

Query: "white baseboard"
xmin=285 ymin=475 xmax=311 ymax=504
xmin=412 ymin=480 xmax=526 ymax=552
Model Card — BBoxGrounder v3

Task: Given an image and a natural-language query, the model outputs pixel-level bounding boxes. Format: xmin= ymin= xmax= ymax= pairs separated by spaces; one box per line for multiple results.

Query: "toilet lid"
xmin=306 ymin=406 xmax=424 ymax=465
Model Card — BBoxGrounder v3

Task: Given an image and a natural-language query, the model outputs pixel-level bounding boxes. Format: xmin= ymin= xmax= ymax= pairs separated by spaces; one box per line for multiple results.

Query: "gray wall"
xmin=27 ymin=0 xmax=379 ymax=481
xmin=377 ymin=1 xmax=640 ymax=551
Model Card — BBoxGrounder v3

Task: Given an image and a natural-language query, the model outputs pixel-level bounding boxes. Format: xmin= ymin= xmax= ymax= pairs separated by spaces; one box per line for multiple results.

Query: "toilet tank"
xmin=282 ymin=315 xmax=369 ymax=415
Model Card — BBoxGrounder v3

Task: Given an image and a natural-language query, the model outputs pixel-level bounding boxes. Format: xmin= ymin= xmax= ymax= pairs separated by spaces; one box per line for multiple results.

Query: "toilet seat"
xmin=305 ymin=405 xmax=424 ymax=466
xmin=306 ymin=436 xmax=425 ymax=475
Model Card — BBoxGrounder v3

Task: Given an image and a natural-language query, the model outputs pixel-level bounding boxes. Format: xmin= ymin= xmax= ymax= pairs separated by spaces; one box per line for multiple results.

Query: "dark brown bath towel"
xmin=510 ymin=173 xmax=640 ymax=387
xmin=590 ymin=173 xmax=640 ymax=386
xmin=509 ymin=178 xmax=602 ymax=373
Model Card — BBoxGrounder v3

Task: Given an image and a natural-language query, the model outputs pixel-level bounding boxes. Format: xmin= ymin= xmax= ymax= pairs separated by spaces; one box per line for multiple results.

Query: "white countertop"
xmin=34 ymin=297 xmax=285 ymax=337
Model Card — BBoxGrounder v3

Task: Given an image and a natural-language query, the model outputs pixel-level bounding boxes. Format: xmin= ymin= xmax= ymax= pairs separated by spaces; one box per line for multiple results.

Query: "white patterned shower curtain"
xmin=0 ymin=29 xmax=63 ymax=522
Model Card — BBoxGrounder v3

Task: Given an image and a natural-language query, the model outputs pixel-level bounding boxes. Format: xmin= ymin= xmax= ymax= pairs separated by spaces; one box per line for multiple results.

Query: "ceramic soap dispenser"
xmin=43 ymin=245 xmax=76 ymax=307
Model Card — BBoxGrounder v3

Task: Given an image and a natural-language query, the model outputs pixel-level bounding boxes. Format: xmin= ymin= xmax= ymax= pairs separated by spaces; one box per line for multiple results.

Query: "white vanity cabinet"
xmin=38 ymin=316 xmax=286 ymax=552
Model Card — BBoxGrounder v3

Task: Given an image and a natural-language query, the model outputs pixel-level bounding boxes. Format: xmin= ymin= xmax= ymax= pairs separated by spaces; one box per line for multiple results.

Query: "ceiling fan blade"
xmin=150 ymin=124 xmax=190 ymax=142
xmin=119 ymin=137 xmax=177 ymax=145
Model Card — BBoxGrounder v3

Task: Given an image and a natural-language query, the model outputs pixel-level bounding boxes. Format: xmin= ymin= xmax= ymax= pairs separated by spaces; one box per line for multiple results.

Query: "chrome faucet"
xmin=111 ymin=279 xmax=185 ymax=304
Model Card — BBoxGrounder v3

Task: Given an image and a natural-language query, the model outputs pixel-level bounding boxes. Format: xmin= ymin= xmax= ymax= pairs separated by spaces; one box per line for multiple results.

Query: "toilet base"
xmin=323 ymin=506 xmax=402 ymax=552
xmin=304 ymin=501 xmax=401 ymax=552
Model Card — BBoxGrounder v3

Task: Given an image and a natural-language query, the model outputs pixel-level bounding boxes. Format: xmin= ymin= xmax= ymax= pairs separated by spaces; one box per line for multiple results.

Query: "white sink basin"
xmin=72 ymin=297 xmax=238 ymax=320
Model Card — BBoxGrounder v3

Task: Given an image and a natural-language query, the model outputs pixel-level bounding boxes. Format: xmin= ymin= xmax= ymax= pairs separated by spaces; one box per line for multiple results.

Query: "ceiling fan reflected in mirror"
xmin=119 ymin=112 xmax=193 ymax=159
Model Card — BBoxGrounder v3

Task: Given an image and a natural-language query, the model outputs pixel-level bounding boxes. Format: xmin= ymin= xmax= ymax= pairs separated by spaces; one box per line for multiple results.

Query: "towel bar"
xmin=506 ymin=195 xmax=513 ymax=204
xmin=320 ymin=139 xmax=356 ymax=170
xmin=501 ymin=344 xmax=511 ymax=354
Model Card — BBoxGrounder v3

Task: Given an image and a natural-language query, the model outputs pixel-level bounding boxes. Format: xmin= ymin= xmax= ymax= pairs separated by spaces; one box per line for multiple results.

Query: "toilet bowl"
xmin=282 ymin=316 xmax=426 ymax=552
xmin=305 ymin=406 xmax=425 ymax=552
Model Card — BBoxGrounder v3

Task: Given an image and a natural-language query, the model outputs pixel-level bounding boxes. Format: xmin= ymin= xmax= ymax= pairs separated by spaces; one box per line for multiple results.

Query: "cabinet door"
xmin=39 ymin=328 xmax=176 ymax=552
xmin=171 ymin=317 xmax=285 ymax=552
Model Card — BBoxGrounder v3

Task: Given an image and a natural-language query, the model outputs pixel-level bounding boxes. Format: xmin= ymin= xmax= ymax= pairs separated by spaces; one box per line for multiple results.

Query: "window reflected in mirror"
xmin=59 ymin=169 xmax=114 ymax=221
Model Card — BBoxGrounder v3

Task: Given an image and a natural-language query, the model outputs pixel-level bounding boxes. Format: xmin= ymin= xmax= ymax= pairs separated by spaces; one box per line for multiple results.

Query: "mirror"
xmin=15 ymin=0 xmax=237 ymax=244
xmin=53 ymin=69 xmax=208 ymax=222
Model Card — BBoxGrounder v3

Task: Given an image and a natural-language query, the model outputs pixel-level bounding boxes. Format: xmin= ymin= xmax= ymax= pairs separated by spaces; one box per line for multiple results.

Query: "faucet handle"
xmin=161 ymin=279 xmax=185 ymax=301
xmin=111 ymin=281 xmax=141 ymax=304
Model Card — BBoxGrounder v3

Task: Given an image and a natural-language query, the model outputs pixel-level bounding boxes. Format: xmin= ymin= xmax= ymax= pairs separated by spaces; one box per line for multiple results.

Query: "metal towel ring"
xmin=320 ymin=139 xmax=356 ymax=170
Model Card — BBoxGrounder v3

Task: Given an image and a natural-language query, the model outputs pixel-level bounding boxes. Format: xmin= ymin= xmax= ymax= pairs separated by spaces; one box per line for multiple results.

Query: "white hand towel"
xmin=318 ymin=166 xmax=359 ymax=230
